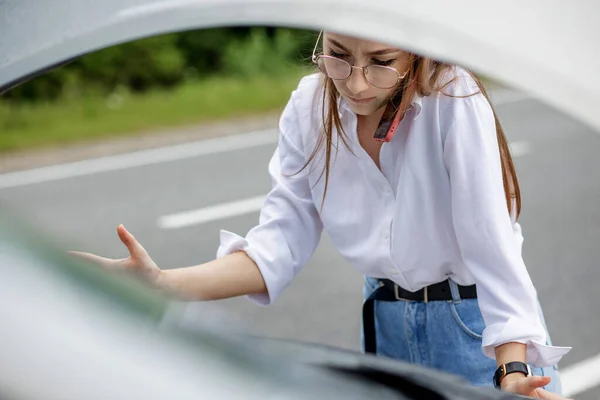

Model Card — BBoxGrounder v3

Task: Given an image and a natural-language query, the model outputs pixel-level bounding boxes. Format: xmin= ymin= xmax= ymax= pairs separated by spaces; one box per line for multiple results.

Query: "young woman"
xmin=71 ymin=30 xmax=572 ymax=399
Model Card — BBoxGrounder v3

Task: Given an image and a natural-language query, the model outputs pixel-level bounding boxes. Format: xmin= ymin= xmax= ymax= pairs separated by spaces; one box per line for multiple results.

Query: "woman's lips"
xmin=348 ymin=96 xmax=376 ymax=104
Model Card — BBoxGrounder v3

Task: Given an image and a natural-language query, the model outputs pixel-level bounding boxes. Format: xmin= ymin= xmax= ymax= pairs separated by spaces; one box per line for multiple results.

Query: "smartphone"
xmin=373 ymin=105 xmax=402 ymax=142
xmin=373 ymin=88 xmax=404 ymax=142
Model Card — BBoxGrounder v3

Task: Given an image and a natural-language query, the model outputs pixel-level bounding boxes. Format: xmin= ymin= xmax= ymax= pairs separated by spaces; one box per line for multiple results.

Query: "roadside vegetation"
xmin=0 ymin=28 xmax=316 ymax=153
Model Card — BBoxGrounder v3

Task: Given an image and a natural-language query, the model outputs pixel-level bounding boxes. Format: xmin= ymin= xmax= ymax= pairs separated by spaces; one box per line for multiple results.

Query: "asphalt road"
xmin=1 ymin=90 xmax=599 ymax=398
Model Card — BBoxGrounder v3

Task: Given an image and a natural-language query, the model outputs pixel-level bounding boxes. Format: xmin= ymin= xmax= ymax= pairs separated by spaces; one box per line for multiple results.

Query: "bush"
xmin=222 ymin=28 xmax=315 ymax=77
xmin=176 ymin=27 xmax=251 ymax=75
xmin=76 ymin=33 xmax=186 ymax=92
xmin=5 ymin=34 xmax=186 ymax=102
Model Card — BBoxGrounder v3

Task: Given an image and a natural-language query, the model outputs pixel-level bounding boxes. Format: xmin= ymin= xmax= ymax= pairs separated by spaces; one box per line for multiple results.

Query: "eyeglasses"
xmin=311 ymin=31 xmax=405 ymax=89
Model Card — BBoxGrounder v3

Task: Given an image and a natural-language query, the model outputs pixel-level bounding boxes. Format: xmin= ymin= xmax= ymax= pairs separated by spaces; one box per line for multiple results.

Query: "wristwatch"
xmin=493 ymin=361 xmax=532 ymax=389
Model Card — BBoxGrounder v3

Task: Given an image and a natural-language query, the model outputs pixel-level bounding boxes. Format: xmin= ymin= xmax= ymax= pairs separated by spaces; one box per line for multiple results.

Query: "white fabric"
xmin=216 ymin=68 xmax=571 ymax=367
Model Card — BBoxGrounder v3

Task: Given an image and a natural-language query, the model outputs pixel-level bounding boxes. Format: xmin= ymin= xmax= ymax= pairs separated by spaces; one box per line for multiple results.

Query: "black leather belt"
xmin=362 ymin=278 xmax=477 ymax=354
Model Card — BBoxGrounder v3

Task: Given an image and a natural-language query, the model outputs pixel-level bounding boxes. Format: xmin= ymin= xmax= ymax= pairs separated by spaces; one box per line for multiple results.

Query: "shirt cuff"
xmin=481 ymin=317 xmax=572 ymax=367
xmin=215 ymin=229 xmax=275 ymax=306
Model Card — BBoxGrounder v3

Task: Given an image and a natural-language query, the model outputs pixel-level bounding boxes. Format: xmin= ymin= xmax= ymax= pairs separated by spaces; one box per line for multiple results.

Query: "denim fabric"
xmin=361 ymin=276 xmax=562 ymax=394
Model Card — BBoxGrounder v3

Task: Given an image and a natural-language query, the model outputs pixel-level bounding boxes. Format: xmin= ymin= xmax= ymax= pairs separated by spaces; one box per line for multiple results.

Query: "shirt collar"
xmin=411 ymin=92 xmax=423 ymax=119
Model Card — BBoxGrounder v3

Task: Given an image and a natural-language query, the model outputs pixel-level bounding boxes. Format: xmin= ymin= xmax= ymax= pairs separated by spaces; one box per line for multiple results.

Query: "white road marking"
xmin=158 ymin=140 xmax=530 ymax=229
xmin=560 ymin=353 xmax=600 ymax=397
xmin=158 ymin=195 xmax=266 ymax=229
xmin=0 ymin=129 xmax=278 ymax=190
xmin=0 ymin=90 xmax=529 ymax=191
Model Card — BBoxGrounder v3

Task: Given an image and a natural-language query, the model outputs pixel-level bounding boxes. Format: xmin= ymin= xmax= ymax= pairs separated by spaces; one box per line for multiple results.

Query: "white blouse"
xmin=216 ymin=68 xmax=571 ymax=367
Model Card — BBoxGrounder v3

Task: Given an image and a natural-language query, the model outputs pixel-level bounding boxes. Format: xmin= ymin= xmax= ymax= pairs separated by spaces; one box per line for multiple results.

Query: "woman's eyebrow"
xmin=326 ymin=39 xmax=350 ymax=52
xmin=326 ymin=39 xmax=398 ymax=56
xmin=366 ymin=48 xmax=399 ymax=56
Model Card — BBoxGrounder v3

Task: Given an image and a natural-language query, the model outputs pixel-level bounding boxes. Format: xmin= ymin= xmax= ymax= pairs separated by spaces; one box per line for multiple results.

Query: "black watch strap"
xmin=493 ymin=361 xmax=532 ymax=389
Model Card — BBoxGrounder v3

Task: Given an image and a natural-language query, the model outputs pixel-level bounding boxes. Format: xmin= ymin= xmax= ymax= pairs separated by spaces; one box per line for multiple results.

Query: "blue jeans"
xmin=362 ymin=276 xmax=562 ymax=393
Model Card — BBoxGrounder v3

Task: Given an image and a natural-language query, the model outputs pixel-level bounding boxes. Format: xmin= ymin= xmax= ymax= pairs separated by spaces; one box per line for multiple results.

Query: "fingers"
xmin=117 ymin=224 xmax=148 ymax=258
xmin=506 ymin=376 xmax=550 ymax=396
xmin=518 ymin=376 xmax=551 ymax=392
xmin=520 ymin=376 xmax=552 ymax=391
xmin=508 ymin=376 xmax=574 ymax=400
xmin=537 ymin=388 xmax=574 ymax=400
xmin=67 ymin=250 xmax=118 ymax=269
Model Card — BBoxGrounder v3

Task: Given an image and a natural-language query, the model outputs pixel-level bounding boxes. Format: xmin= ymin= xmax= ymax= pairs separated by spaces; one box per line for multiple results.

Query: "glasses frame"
xmin=311 ymin=30 xmax=406 ymax=90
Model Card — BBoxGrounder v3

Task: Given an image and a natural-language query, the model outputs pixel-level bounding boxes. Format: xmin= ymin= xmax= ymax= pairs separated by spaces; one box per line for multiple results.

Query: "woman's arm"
xmin=71 ymin=75 xmax=324 ymax=306
xmin=70 ymin=225 xmax=267 ymax=301
xmin=156 ymin=251 xmax=267 ymax=301
xmin=440 ymin=72 xmax=570 ymax=369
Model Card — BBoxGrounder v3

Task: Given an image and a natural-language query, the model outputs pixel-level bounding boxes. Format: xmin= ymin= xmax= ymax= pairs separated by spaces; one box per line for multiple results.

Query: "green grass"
xmin=0 ymin=70 xmax=310 ymax=153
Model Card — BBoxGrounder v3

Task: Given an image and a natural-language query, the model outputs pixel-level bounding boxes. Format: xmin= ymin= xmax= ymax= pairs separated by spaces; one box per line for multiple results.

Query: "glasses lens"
xmin=365 ymin=66 xmax=400 ymax=89
xmin=317 ymin=56 xmax=351 ymax=80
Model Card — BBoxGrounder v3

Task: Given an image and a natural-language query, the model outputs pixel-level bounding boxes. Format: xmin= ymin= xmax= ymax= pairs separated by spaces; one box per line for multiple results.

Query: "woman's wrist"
xmin=499 ymin=371 xmax=528 ymax=390
xmin=153 ymin=269 xmax=194 ymax=301
xmin=153 ymin=268 xmax=168 ymax=290
xmin=494 ymin=342 xmax=528 ymax=390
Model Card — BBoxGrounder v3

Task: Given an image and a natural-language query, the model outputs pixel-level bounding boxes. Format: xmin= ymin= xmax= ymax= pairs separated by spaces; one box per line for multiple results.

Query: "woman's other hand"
xmin=502 ymin=374 xmax=573 ymax=400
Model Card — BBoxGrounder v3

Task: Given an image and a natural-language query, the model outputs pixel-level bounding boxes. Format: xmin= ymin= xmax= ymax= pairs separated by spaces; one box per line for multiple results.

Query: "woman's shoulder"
xmin=278 ymin=72 xmax=324 ymax=150
xmin=296 ymin=71 xmax=322 ymax=90
xmin=289 ymin=72 xmax=324 ymax=113
xmin=435 ymin=65 xmax=484 ymax=98
xmin=285 ymin=72 xmax=325 ymax=129
xmin=422 ymin=65 xmax=493 ymax=119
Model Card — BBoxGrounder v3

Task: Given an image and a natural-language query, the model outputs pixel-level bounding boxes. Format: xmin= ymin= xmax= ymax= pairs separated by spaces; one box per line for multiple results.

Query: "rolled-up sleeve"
xmin=216 ymin=87 xmax=323 ymax=305
xmin=442 ymin=91 xmax=571 ymax=367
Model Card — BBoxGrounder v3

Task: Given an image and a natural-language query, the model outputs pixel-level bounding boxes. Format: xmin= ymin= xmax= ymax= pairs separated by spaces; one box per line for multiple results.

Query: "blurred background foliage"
xmin=3 ymin=27 xmax=317 ymax=103
xmin=0 ymin=27 xmax=318 ymax=153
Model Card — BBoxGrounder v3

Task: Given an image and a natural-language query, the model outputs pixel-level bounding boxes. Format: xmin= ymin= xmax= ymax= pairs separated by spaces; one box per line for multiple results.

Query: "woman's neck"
xmin=357 ymin=104 xmax=387 ymax=132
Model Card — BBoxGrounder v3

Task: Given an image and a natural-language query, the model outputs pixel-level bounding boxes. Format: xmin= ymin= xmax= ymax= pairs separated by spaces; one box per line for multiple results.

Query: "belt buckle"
xmin=393 ymin=284 xmax=402 ymax=301
xmin=393 ymin=284 xmax=428 ymax=302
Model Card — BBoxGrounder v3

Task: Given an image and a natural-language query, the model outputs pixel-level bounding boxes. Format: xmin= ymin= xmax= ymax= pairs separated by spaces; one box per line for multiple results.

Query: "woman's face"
xmin=322 ymin=32 xmax=410 ymax=116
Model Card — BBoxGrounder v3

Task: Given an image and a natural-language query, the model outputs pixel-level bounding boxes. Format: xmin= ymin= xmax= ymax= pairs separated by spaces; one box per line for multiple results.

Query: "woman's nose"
xmin=345 ymin=66 xmax=370 ymax=95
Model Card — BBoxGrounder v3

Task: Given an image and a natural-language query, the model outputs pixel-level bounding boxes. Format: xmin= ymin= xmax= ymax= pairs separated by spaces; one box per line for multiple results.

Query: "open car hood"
xmin=1 ymin=0 xmax=599 ymax=132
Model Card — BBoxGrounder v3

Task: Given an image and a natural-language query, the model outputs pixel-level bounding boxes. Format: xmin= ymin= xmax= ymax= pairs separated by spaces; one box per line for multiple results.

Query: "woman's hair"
xmin=297 ymin=51 xmax=521 ymax=220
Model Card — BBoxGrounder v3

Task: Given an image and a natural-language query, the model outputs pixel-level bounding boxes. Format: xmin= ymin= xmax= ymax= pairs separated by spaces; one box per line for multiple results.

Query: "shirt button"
xmin=390 ymin=269 xmax=399 ymax=276
xmin=383 ymin=231 xmax=390 ymax=240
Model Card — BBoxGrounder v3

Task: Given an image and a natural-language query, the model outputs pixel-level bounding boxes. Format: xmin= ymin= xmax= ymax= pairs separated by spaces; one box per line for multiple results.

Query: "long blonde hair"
xmin=296 ymin=49 xmax=521 ymax=220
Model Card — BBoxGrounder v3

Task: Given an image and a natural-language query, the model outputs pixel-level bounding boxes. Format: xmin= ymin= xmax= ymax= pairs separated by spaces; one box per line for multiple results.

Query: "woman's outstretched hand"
xmin=502 ymin=375 xmax=573 ymax=400
xmin=69 ymin=224 xmax=162 ymax=286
